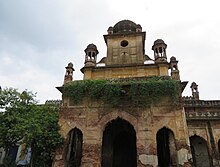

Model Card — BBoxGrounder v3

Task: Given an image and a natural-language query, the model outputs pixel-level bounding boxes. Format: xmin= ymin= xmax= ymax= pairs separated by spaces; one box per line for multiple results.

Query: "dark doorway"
xmin=156 ymin=127 xmax=178 ymax=167
xmin=101 ymin=117 xmax=137 ymax=167
xmin=190 ymin=135 xmax=211 ymax=167
xmin=8 ymin=145 xmax=19 ymax=161
xmin=65 ymin=128 xmax=83 ymax=167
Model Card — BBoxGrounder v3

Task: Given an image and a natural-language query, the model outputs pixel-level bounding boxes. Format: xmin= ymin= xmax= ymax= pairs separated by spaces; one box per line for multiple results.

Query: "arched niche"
xmin=156 ymin=127 xmax=178 ymax=167
xmin=65 ymin=127 xmax=83 ymax=167
xmin=101 ymin=117 xmax=137 ymax=167
xmin=190 ymin=135 xmax=211 ymax=167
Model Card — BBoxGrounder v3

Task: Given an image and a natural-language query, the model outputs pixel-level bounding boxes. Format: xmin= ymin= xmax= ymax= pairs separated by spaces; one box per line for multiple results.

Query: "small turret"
xmin=170 ymin=56 xmax=180 ymax=80
xmin=64 ymin=62 xmax=75 ymax=84
xmin=136 ymin=24 xmax=142 ymax=32
xmin=107 ymin=26 xmax=113 ymax=34
xmin=191 ymin=82 xmax=199 ymax=100
xmin=152 ymin=39 xmax=167 ymax=62
xmin=84 ymin=44 xmax=99 ymax=67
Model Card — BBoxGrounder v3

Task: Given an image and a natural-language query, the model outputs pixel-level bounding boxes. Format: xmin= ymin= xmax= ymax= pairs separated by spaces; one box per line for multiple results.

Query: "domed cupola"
xmin=152 ymin=39 xmax=167 ymax=62
xmin=170 ymin=56 xmax=180 ymax=80
xmin=191 ymin=82 xmax=199 ymax=100
xmin=64 ymin=62 xmax=75 ymax=84
xmin=84 ymin=43 xmax=99 ymax=67
xmin=112 ymin=20 xmax=141 ymax=34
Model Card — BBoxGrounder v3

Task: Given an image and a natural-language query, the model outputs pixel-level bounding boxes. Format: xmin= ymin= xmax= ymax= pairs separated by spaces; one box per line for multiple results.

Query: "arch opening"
xmin=190 ymin=135 xmax=211 ymax=167
xmin=65 ymin=128 xmax=83 ymax=167
xmin=156 ymin=127 xmax=178 ymax=167
xmin=101 ymin=117 xmax=137 ymax=167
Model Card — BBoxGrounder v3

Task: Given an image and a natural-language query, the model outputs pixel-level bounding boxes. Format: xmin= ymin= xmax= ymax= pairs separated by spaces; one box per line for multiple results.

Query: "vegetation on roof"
xmin=63 ymin=77 xmax=180 ymax=107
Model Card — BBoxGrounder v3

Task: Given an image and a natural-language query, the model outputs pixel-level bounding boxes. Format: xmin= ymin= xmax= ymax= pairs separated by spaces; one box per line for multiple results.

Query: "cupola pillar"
xmin=152 ymin=39 xmax=167 ymax=62
xmin=84 ymin=44 xmax=99 ymax=67
xmin=64 ymin=62 xmax=74 ymax=84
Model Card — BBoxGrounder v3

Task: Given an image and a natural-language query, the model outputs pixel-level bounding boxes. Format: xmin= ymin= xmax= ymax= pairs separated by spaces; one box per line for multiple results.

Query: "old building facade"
xmin=52 ymin=20 xmax=220 ymax=167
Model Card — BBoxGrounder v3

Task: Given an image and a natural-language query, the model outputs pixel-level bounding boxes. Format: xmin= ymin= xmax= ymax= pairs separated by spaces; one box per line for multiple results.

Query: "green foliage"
xmin=0 ymin=87 xmax=63 ymax=167
xmin=0 ymin=88 xmax=37 ymax=110
xmin=64 ymin=80 xmax=107 ymax=103
xmin=2 ymin=156 xmax=17 ymax=167
xmin=26 ymin=105 xmax=64 ymax=167
xmin=63 ymin=77 xmax=180 ymax=107
xmin=129 ymin=77 xmax=179 ymax=107
xmin=64 ymin=80 xmax=122 ymax=107
xmin=0 ymin=88 xmax=36 ymax=150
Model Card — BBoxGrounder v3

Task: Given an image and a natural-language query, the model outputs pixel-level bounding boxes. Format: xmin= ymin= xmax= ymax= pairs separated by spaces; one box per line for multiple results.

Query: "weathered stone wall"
xmin=52 ymin=97 xmax=192 ymax=167
xmin=105 ymin=34 xmax=144 ymax=66
xmin=83 ymin=63 xmax=169 ymax=80
xmin=185 ymin=105 xmax=220 ymax=167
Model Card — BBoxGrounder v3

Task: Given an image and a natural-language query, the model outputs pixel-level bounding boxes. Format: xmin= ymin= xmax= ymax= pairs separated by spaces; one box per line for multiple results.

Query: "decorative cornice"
xmin=183 ymin=99 xmax=220 ymax=108
xmin=185 ymin=110 xmax=220 ymax=120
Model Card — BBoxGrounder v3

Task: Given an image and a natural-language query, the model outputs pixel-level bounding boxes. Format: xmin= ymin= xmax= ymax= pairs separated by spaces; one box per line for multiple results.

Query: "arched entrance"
xmin=156 ymin=127 xmax=178 ymax=167
xmin=65 ymin=128 xmax=83 ymax=167
xmin=190 ymin=135 xmax=211 ymax=167
xmin=101 ymin=117 xmax=137 ymax=167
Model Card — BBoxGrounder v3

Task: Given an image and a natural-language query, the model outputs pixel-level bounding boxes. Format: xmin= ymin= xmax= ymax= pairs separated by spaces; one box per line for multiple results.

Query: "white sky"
xmin=0 ymin=0 xmax=220 ymax=103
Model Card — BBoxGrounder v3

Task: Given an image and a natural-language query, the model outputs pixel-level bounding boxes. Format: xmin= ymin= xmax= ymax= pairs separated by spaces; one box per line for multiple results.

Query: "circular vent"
xmin=121 ymin=40 xmax=128 ymax=47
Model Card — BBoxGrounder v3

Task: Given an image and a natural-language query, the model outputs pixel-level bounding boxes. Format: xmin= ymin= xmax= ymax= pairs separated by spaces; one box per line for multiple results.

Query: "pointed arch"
xmin=65 ymin=127 xmax=83 ymax=167
xmin=156 ymin=127 xmax=178 ymax=167
xmin=101 ymin=117 xmax=137 ymax=167
xmin=99 ymin=110 xmax=138 ymax=133
xmin=190 ymin=135 xmax=211 ymax=167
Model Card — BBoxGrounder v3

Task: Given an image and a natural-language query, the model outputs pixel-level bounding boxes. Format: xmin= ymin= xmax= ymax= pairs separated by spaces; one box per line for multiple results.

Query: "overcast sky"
xmin=0 ymin=0 xmax=220 ymax=103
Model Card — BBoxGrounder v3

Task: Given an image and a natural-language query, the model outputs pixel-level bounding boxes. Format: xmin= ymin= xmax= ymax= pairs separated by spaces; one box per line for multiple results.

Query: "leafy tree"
xmin=25 ymin=105 xmax=63 ymax=167
xmin=0 ymin=87 xmax=63 ymax=167
xmin=0 ymin=88 xmax=36 ymax=157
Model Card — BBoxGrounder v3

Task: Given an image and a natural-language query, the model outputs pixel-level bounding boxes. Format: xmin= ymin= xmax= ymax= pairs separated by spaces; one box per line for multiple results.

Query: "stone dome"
xmin=113 ymin=20 xmax=138 ymax=34
xmin=67 ymin=62 xmax=73 ymax=68
xmin=85 ymin=43 xmax=98 ymax=53
xmin=153 ymin=39 xmax=165 ymax=45
xmin=86 ymin=43 xmax=97 ymax=50
xmin=170 ymin=56 xmax=177 ymax=61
